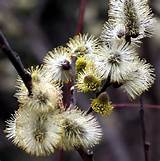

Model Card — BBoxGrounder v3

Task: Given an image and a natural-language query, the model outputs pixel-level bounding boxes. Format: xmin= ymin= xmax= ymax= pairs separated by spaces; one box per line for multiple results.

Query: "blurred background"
xmin=0 ymin=0 xmax=160 ymax=161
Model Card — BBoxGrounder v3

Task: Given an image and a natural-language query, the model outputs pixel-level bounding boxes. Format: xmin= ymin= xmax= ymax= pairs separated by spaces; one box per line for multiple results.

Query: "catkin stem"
xmin=0 ymin=31 xmax=32 ymax=95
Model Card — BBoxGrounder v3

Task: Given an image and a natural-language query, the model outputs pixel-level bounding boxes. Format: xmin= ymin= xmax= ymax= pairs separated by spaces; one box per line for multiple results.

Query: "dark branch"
xmin=139 ymin=96 xmax=150 ymax=161
xmin=0 ymin=31 xmax=32 ymax=95
xmin=77 ymin=149 xmax=94 ymax=161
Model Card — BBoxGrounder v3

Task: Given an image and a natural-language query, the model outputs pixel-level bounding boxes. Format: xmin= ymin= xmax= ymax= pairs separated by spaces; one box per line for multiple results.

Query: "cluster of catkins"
xmin=5 ymin=0 xmax=156 ymax=157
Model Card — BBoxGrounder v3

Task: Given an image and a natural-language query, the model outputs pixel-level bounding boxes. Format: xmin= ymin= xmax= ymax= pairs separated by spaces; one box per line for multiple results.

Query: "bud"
xmin=91 ymin=92 xmax=113 ymax=116
xmin=67 ymin=34 xmax=100 ymax=56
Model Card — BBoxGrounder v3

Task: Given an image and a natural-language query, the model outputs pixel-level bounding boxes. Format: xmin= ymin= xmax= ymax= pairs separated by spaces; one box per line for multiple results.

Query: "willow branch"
xmin=139 ymin=96 xmax=150 ymax=161
xmin=76 ymin=0 xmax=88 ymax=34
xmin=0 ymin=31 xmax=32 ymax=95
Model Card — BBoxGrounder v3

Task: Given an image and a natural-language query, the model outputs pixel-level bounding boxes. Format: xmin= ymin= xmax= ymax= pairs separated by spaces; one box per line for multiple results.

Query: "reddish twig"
xmin=76 ymin=0 xmax=88 ymax=34
xmin=113 ymin=104 xmax=160 ymax=109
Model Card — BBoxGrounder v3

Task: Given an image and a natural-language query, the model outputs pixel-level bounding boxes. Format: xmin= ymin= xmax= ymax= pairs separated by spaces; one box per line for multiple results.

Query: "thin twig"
xmin=114 ymin=103 xmax=160 ymax=109
xmin=139 ymin=96 xmax=150 ymax=161
xmin=76 ymin=0 xmax=88 ymax=34
xmin=0 ymin=31 xmax=32 ymax=95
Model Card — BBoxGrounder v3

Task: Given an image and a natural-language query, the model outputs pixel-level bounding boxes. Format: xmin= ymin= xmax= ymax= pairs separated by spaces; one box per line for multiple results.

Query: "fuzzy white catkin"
xmin=56 ymin=108 xmax=102 ymax=150
xmin=67 ymin=34 xmax=100 ymax=56
xmin=44 ymin=47 xmax=72 ymax=83
xmin=15 ymin=66 xmax=62 ymax=112
xmin=120 ymin=59 xmax=155 ymax=99
xmin=107 ymin=0 xmax=155 ymax=44
xmin=5 ymin=108 xmax=62 ymax=156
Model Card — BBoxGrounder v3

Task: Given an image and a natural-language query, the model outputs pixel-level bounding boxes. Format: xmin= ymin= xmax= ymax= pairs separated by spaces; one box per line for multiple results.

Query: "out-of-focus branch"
xmin=76 ymin=0 xmax=88 ymax=34
xmin=139 ymin=96 xmax=150 ymax=161
xmin=0 ymin=31 xmax=32 ymax=95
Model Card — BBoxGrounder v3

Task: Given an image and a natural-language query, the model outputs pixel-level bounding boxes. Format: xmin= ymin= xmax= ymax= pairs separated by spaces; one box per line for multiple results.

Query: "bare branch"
xmin=0 ymin=31 xmax=32 ymax=95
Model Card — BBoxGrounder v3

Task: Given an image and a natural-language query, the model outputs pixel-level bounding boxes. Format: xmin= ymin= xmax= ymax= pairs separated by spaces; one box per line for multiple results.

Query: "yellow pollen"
xmin=83 ymin=75 xmax=100 ymax=91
